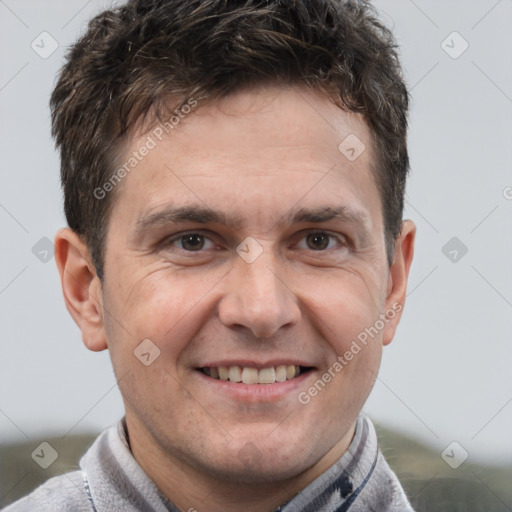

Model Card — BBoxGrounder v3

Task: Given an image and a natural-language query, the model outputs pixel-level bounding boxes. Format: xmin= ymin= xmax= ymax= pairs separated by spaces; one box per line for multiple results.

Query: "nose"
xmin=218 ymin=247 xmax=301 ymax=339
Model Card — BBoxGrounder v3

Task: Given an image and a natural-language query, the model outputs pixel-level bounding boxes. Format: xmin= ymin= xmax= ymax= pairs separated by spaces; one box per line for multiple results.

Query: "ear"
xmin=382 ymin=220 xmax=416 ymax=346
xmin=54 ymin=228 xmax=107 ymax=352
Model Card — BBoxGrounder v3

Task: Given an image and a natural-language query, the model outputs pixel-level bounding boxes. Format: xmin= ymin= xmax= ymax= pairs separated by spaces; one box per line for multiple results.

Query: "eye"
xmin=169 ymin=233 xmax=217 ymax=252
xmin=296 ymin=232 xmax=343 ymax=251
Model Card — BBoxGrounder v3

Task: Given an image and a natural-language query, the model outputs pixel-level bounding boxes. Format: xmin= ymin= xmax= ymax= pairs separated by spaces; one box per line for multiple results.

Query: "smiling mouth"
xmin=199 ymin=365 xmax=313 ymax=385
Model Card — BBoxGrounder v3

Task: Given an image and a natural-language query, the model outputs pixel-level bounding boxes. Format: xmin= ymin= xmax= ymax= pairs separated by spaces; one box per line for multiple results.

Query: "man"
xmin=5 ymin=0 xmax=416 ymax=510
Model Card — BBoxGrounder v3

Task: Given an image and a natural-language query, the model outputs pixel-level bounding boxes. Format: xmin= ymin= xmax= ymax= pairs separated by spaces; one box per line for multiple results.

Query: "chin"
xmin=198 ymin=432 xmax=324 ymax=484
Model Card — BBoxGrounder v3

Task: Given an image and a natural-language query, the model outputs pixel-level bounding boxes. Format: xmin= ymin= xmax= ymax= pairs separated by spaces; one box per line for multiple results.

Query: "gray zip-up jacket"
xmin=3 ymin=415 xmax=414 ymax=511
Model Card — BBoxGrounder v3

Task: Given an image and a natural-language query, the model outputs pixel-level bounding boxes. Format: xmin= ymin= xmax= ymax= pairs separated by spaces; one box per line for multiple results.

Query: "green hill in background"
xmin=373 ymin=423 xmax=512 ymax=511
xmin=1 ymin=423 xmax=511 ymax=511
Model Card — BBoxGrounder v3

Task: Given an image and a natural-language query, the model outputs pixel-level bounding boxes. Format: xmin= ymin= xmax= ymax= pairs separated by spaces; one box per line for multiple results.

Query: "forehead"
xmin=109 ymin=86 xmax=382 ymax=235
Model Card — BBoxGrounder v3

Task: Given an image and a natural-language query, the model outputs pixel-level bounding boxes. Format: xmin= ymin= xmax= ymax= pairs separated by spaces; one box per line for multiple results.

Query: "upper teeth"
xmin=204 ymin=365 xmax=300 ymax=384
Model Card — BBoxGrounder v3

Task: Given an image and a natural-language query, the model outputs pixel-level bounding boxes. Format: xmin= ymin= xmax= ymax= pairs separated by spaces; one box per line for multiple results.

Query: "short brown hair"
xmin=51 ymin=0 xmax=409 ymax=279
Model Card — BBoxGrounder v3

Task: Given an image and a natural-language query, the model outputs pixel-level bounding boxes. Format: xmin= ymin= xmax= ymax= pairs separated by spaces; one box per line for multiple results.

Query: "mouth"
xmin=198 ymin=365 xmax=314 ymax=385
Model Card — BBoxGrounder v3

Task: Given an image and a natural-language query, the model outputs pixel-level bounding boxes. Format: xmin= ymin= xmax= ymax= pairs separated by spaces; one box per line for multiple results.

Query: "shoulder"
xmin=1 ymin=471 xmax=93 ymax=512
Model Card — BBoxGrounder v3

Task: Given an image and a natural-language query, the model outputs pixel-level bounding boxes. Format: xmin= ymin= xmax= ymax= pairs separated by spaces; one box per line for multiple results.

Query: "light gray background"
xmin=1 ymin=0 xmax=511 ymax=467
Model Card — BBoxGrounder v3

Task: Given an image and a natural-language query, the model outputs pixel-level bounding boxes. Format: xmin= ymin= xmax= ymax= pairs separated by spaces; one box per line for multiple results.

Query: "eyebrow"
xmin=135 ymin=204 xmax=369 ymax=234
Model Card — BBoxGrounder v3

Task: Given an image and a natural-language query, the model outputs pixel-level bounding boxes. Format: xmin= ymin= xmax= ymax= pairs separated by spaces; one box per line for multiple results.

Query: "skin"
xmin=55 ymin=86 xmax=415 ymax=512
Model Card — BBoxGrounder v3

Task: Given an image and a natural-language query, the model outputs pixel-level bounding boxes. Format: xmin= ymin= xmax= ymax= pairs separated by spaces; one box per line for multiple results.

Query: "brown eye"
xmin=167 ymin=232 xmax=217 ymax=253
xmin=180 ymin=234 xmax=206 ymax=251
xmin=164 ymin=231 xmax=221 ymax=259
xmin=305 ymin=232 xmax=331 ymax=250
xmin=181 ymin=234 xmax=204 ymax=251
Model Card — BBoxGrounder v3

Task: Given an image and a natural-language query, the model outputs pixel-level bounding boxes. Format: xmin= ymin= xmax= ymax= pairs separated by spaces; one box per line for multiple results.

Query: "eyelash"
xmin=164 ymin=230 xmax=348 ymax=254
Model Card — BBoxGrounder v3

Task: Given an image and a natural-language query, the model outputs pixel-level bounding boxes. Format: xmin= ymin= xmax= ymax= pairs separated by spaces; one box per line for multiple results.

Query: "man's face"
xmin=98 ymin=86 xmax=409 ymax=483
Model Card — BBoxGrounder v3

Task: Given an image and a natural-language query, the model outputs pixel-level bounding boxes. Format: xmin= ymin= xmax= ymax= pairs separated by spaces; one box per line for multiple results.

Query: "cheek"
xmin=296 ymin=268 xmax=386 ymax=350
xmin=105 ymin=268 xmax=226 ymax=361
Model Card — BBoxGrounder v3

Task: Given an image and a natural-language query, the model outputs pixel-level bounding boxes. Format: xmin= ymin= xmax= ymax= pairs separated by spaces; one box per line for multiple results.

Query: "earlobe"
xmin=382 ymin=220 xmax=416 ymax=346
xmin=54 ymin=228 xmax=108 ymax=352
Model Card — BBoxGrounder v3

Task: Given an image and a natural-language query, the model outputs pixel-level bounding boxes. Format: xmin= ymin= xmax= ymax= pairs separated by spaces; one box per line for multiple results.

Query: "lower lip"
xmin=194 ymin=369 xmax=315 ymax=402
